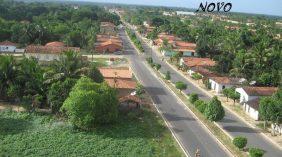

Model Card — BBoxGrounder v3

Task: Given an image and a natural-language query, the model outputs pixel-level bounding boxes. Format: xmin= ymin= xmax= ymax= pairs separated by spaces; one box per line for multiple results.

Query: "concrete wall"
xmin=209 ymin=79 xmax=233 ymax=94
xmin=25 ymin=53 xmax=60 ymax=61
xmin=236 ymin=88 xmax=259 ymax=103
xmin=0 ymin=45 xmax=16 ymax=52
xmin=243 ymin=103 xmax=259 ymax=120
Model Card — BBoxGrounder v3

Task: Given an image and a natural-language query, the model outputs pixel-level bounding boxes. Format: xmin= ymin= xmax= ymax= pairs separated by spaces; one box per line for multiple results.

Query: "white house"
xmin=0 ymin=41 xmax=17 ymax=52
xmin=209 ymin=77 xmax=244 ymax=94
xmin=235 ymin=86 xmax=278 ymax=120
xmin=25 ymin=41 xmax=80 ymax=61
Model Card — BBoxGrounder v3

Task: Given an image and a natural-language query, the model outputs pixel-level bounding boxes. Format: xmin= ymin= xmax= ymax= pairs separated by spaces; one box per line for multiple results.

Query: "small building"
xmin=25 ymin=41 xmax=80 ymax=61
xmin=209 ymin=77 xmax=244 ymax=94
xmin=235 ymin=86 xmax=278 ymax=120
xmin=95 ymin=40 xmax=122 ymax=54
xmin=119 ymin=95 xmax=141 ymax=111
xmin=189 ymin=66 xmax=219 ymax=78
xmin=0 ymin=41 xmax=17 ymax=52
xmin=100 ymin=22 xmax=116 ymax=36
xmin=180 ymin=57 xmax=215 ymax=68
xmin=99 ymin=67 xmax=136 ymax=98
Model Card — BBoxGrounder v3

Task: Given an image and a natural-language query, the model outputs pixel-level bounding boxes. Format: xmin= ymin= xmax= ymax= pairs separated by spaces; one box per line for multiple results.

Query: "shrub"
xmin=191 ymin=73 xmax=202 ymax=80
xmin=146 ymin=57 xmax=153 ymax=64
xmin=249 ymin=148 xmax=264 ymax=157
xmin=204 ymin=96 xmax=225 ymax=121
xmin=61 ymin=77 xmax=118 ymax=129
xmin=189 ymin=93 xmax=199 ymax=104
xmin=194 ymin=100 xmax=207 ymax=113
xmin=175 ymin=81 xmax=187 ymax=92
xmin=136 ymin=83 xmax=144 ymax=95
xmin=47 ymin=78 xmax=77 ymax=113
xmin=232 ymin=136 xmax=247 ymax=149
xmin=155 ymin=64 xmax=161 ymax=71
xmin=165 ymin=71 xmax=171 ymax=80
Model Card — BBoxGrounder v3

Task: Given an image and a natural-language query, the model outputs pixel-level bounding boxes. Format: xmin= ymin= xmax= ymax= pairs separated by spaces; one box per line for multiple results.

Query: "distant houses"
xmin=0 ymin=41 xmax=17 ymax=52
xmin=235 ymin=87 xmax=278 ymax=120
xmin=25 ymin=41 xmax=80 ymax=61
xmin=94 ymin=22 xmax=123 ymax=54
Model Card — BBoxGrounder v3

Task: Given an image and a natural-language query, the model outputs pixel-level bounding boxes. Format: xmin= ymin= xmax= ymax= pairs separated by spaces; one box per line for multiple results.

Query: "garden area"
xmin=0 ymin=108 xmax=183 ymax=157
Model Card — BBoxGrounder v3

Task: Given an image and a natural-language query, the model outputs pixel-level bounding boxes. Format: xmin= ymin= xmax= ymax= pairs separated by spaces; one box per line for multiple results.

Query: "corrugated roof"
xmin=99 ymin=67 xmax=132 ymax=79
xmin=182 ymin=57 xmax=216 ymax=67
xmin=243 ymin=87 xmax=278 ymax=96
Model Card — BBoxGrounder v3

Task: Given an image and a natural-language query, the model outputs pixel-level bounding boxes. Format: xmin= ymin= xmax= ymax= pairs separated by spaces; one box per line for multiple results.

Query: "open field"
xmin=0 ymin=109 xmax=183 ymax=157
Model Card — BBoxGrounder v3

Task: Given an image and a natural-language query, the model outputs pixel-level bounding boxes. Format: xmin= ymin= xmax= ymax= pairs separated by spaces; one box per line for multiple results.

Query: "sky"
xmin=79 ymin=0 xmax=282 ymax=16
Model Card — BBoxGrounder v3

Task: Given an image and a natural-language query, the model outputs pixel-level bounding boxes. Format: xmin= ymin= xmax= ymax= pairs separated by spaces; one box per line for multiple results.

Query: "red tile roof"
xmin=0 ymin=40 xmax=17 ymax=46
xmin=45 ymin=41 xmax=65 ymax=47
xmin=175 ymin=41 xmax=196 ymax=48
xmin=242 ymin=87 xmax=278 ymax=96
xmin=105 ymin=78 xmax=136 ymax=89
xmin=191 ymin=67 xmax=219 ymax=77
xmin=182 ymin=57 xmax=216 ymax=67
xmin=209 ymin=77 xmax=242 ymax=85
xmin=119 ymin=95 xmax=141 ymax=103
xmin=99 ymin=67 xmax=132 ymax=79
xmin=25 ymin=45 xmax=80 ymax=54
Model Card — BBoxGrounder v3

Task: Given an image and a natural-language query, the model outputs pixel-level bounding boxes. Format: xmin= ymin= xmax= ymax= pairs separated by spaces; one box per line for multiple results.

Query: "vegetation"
xmin=155 ymin=64 xmax=161 ymax=71
xmin=249 ymin=148 xmax=264 ymax=157
xmin=135 ymin=83 xmax=145 ymax=96
xmin=175 ymin=81 xmax=187 ymax=92
xmin=189 ymin=93 xmax=199 ymax=104
xmin=204 ymin=97 xmax=225 ymax=121
xmin=194 ymin=100 xmax=207 ymax=113
xmin=61 ymin=77 xmax=118 ymax=129
xmin=165 ymin=71 xmax=171 ymax=80
xmin=126 ymin=28 xmax=144 ymax=52
xmin=191 ymin=73 xmax=203 ymax=81
xmin=232 ymin=136 xmax=247 ymax=150
xmin=0 ymin=109 xmax=183 ymax=157
xmin=223 ymin=88 xmax=240 ymax=104
xmin=0 ymin=0 xmax=120 ymax=48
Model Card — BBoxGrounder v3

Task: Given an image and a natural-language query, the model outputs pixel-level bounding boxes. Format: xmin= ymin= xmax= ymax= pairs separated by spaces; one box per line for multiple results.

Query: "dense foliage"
xmin=125 ymin=8 xmax=282 ymax=86
xmin=194 ymin=100 xmax=207 ymax=113
xmin=189 ymin=93 xmax=199 ymax=104
xmin=126 ymin=28 xmax=144 ymax=52
xmin=61 ymin=77 xmax=118 ymax=129
xmin=232 ymin=136 xmax=247 ymax=149
xmin=249 ymin=147 xmax=264 ymax=157
xmin=204 ymin=97 xmax=225 ymax=121
xmin=0 ymin=0 xmax=120 ymax=48
xmin=175 ymin=81 xmax=187 ymax=92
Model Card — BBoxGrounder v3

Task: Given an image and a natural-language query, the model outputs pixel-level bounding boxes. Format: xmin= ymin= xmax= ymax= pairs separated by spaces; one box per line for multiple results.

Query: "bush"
xmin=249 ymin=148 xmax=264 ymax=157
xmin=165 ymin=71 xmax=171 ymax=80
xmin=191 ymin=73 xmax=202 ymax=80
xmin=47 ymin=78 xmax=77 ymax=113
xmin=204 ymin=96 xmax=225 ymax=121
xmin=232 ymin=136 xmax=247 ymax=149
xmin=61 ymin=77 xmax=118 ymax=129
xmin=146 ymin=57 xmax=153 ymax=64
xmin=175 ymin=81 xmax=187 ymax=92
xmin=189 ymin=93 xmax=199 ymax=104
xmin=136 ymin=83 xmax=144 ymax=95
xmin=194 ymin=100 xmax=207 ymax=113
xmin=155 ymin=64 xmax=161 ymax=71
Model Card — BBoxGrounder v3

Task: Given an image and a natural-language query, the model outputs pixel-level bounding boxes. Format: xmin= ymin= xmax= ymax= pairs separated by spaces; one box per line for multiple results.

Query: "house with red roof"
xmin=209 ymin=76 xmax=246 ymax=94
xmin=99 ymin=67 xmax=136 ymax=98
xmin=25 ymin=41 xmax=80 ymax=61
xmin=0 ymin=40 xmax=17 ymax=52
xmin=95 ymin=40 xmax=122 ymax=54
xmin=235 ymin=86 xmax=278 ymax=120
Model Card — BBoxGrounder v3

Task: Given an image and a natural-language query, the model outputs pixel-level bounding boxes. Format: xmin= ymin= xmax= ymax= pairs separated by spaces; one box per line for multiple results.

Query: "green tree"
xmin=189 ymin=93 xmax=199 ymax=104
xmin=204 ymin=97 xmax=225 ymax=121
xmin=232 ymin=136 xmax=247 ymax=150
xmin=223 ymin=88 xmax=231 ymax=102
xmin=135 ymin=83 xmax=144 ymax=96
xmin=249 ymin=148 xmax=264 ymax=157
xmin=194 ymin=100 xmax=207 ymax=113
xmin=155 ymin=64 xmax=161 ymax=71
xmin=259 ymin=97 xmax=274 ymax=129
xmin=165 ymin=71 xmax=171 ymax=80
xmin=47 ymin=78 xmax=77 ymax=113
xmin=175 ymin=81 xmax=187 ymax=92
xmin=61 ymin=77 xmax=118 ymax=129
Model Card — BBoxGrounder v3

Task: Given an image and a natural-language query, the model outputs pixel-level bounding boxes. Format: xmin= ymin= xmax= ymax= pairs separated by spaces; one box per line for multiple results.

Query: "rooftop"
xmin=209 ymin=77 xmax=243 ymax=85
xmin=99 ymin=67 xmax=132 ymax=79
xmin=242 ymin=86 xmax=278 ymax=96
xmin=0 ymin=40 xmax=17 ymax=46
xmin=45 ymin=41 xmax=65 ymax=47
xmin=182 ymin=57 xmax=216 ymax=67
xmin=105 ymin=78 xmax=136 ymax=89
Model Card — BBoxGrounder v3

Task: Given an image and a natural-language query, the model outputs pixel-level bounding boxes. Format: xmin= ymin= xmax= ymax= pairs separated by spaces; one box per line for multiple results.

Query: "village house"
xmin=25 ymin=41 xmax=80 ymax=61
xmin=235 ymin=86 xmax=278 ymax=120
xmin=99 ymin=67 xmax=137 ymax=98
xmin=209 ymin=76 xmax=245 ymax=94
xmin=180 ymin=57 xmax=216 ymax=77
xmin=0 ymin=41 xmax=17 ymax=53
xmin=100 ymin=22 xmax=116 ymax=36
xmin=95 ymin=35 xmax=122 ymax=54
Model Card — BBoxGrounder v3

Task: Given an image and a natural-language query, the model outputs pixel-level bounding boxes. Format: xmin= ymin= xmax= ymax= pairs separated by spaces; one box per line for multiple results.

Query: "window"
xmin=222 ymin=85 xmax=225 ymax=89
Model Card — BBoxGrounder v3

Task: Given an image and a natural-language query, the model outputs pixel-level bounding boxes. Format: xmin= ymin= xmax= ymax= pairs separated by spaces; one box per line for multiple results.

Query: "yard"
xmin=0 ymin=109 xmax=183 ymax=157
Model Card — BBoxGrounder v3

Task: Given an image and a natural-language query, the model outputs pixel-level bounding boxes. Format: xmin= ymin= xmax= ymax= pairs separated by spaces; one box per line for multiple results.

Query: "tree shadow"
xmin=220 ymin=118 xmax=237 ymax=123
xmin=223 ymin=126 xmax=258 ymax=133
xmin=0 ymin=117 xmax=31 ymax=135
xmin=163 ymin=112 xmax=195 ymax=122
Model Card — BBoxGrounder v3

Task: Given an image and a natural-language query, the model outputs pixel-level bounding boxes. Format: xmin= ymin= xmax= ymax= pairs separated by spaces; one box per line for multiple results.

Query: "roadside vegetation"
xmin=126 ymin=28 xmax=144 ymax=52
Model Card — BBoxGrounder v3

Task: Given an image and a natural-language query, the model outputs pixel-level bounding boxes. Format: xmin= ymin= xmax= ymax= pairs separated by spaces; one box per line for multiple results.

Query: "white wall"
xmin=236 ymin=88 xmax=259 ymax=103
xmin=0 ymin=45 xmax=16 ymax=52
xmin=25 ymin=53 xmax=60 ymax=61
xmin=243 ymin=103 xmax=259 ymax=120
xmin=209 ymin=79 xmax=233 ymax=94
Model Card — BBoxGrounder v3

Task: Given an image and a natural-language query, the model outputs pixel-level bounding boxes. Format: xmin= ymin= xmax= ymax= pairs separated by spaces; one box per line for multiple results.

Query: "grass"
xmin=0 ymin=109 xmax=183 ymax=157
xmin=91 ymin=58 xmax=108 ymax=67
xmin=150 ymin=68 xmax=247 ymax=157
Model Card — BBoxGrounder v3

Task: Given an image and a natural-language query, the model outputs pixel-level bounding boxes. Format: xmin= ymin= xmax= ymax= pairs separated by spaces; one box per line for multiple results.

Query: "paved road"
xmin=131 ymin=28 xmax=282 ymax=157
xmin=120 ymin=29 xmax=231 ymax=157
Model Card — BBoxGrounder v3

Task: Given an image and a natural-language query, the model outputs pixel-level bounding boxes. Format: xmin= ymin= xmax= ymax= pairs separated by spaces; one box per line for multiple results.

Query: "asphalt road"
xmin=130 ymin=28 xmax=282 ymax=157
xmin=119 ymin=29 xmax=231 ymax=157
